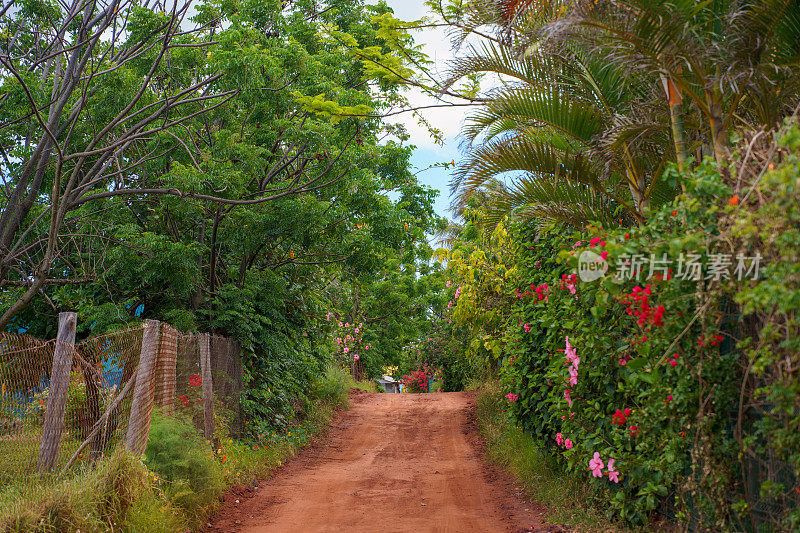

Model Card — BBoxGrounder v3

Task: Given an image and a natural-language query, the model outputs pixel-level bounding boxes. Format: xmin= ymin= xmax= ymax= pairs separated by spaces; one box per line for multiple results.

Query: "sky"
xmin=383 ymin=0 xmax=468 ymax=222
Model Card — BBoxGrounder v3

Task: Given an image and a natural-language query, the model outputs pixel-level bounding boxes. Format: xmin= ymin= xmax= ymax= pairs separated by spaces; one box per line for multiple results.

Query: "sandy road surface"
xmin=207 ymin=392 xmax=560 ymax=533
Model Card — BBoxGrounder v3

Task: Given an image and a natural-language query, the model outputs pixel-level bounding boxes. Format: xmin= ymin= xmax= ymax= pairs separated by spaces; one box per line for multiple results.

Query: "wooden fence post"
xmin=198 ymin=333 xmax=214 ymax=442
xmin=125 ymin=319 xmax=160 ymax=456
xmin=37 ymin=312 xmax=77 ymax=472
xmin=154 ymin=324 xmax=177 ymax=415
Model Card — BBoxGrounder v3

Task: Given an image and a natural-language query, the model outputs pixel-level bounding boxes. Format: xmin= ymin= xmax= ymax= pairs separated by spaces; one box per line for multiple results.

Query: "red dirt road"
xmin=207 ymin=392 xmax=561 ymax=533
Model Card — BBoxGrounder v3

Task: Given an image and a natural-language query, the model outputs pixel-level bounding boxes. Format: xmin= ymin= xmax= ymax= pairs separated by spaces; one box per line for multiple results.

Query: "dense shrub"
xmin=499 ymin=126 xmax=800 ymax=529
xmin=402 ymin=367 xmax=431 ymax=393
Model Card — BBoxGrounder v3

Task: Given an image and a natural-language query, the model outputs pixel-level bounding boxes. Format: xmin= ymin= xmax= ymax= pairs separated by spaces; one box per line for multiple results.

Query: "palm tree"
xmin=439 ymin=0 xmax=800 ymax=228
xmin=446 ymin=38 xmax=672 ymax=227
xmin=552 ymin=0 xmax=800 ymax=168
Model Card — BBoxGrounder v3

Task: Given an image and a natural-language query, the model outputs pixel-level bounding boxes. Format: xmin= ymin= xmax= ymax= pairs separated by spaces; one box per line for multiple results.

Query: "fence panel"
xmin=210 ymin=335 xmax=244 ymax=438
xmin=175 ymin=333 xmax=204 ymax=433
xmin=0 ymin=333 xmax=56 ymax=480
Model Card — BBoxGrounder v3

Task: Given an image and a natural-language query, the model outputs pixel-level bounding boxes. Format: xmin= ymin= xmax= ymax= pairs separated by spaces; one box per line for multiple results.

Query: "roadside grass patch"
xmin=475 ymin=381 xmax=632 ymax=532
xmin=0 ymin=365 xmax=355 ymax=532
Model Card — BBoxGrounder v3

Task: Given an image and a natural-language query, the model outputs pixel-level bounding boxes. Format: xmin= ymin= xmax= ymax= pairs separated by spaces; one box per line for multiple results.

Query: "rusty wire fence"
xmin=0 ymin=315 xmax=244 ymax=483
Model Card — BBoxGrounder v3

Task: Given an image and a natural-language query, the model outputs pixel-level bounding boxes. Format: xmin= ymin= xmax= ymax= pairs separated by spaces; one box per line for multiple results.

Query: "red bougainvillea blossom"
xmin=612 ymin=408 xmax=632 ymax=426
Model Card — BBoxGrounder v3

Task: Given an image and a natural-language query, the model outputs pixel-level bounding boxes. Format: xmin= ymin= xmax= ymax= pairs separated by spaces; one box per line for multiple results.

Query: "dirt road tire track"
xmin=206 ymin=391 xmax=562 ymax=533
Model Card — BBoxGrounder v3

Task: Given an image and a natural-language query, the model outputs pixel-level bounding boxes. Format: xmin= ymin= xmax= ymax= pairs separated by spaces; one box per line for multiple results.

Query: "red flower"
xmin=612 ymin=409 xmax=629 ymax=426
xmin=189 ymin=374 xmax=202 ymax=387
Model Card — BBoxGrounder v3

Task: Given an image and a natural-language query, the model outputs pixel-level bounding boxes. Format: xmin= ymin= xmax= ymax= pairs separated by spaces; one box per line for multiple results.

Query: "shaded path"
xmin=207 ymin=392 xmax=561 ymax=533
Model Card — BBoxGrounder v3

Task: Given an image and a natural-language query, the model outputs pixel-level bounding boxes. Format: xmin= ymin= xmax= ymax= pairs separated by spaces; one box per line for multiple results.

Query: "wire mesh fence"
xmin=0 ymin=332 xmax=55 ymax=481
xmin=210 ymin=334 xmax=244 ymax=438
xmin=0 ymin=317 xmax=245 ymax=483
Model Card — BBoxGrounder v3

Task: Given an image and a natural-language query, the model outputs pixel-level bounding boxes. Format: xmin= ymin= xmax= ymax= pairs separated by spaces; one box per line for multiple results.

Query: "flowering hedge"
xmin=499 ymin=131 xmax=800 ymax=529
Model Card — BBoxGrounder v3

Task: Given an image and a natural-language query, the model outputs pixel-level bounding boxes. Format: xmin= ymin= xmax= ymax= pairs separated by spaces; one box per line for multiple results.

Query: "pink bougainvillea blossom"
xmin=606 ymin=459 xmax=620 ymax=483
xmin=505 ymin=393 xmax=520 ymax=402
xmin=568 ymin=365 xmax=578 ymax=386
xmin=523 ymin=323 xmax=531 ymax=333
xmin=564 ymin=439 xmax=573 ymax=449
xmin=564 ymin=336 xmax=576 ymax=360
xmin=454 ymin=286 xmax=462 ymax=299
xmin=564 ymin=389 xmax=572 ymax=407
xmin=556 ymin=432 xmax=564 ymax=446
xmin=589 ymin=452 xmax=605 ymax=477
xmin=446 ymin=280 xmax=451 ymax=288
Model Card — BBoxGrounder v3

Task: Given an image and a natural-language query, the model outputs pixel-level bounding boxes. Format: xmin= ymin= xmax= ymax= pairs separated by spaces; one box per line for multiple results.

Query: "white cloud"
xmin=383 ymin=0 xmax=469 ymax=150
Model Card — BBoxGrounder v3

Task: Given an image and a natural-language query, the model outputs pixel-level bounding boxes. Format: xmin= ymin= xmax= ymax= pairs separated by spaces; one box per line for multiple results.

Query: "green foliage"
xmin=310 ymin=364 xmax=353 ymax=411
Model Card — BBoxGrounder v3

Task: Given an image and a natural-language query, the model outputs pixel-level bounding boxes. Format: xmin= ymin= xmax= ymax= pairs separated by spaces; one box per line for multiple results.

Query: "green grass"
xmin=475 ymin=381 xmax=631 ymax=533
xmin=0 ymin=365 xmax=356 ymax=532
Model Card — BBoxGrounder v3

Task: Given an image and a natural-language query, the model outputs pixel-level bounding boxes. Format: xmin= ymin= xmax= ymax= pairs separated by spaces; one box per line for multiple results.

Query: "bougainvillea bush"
xmin=500 ymin=127 xmax=800 ymax=529
xmin=402 ymin=367 xmax=431 ymax=393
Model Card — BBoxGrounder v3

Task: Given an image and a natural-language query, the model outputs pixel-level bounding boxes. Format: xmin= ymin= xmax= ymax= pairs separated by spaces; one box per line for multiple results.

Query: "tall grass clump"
xmin=0 ymin=448 xmax=182 ymax=532
xmin=143 ymin=412 xmax=226 ymax=526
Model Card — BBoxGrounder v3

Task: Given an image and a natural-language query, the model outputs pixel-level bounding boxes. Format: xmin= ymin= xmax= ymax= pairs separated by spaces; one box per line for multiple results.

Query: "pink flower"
xmin=568 ymin=365 xmax=578 ymax=386
xmin=523 ymin=323 xmax=531 ymax=333
xmin=589 ymin=452 xmax=604 ymax=477
xmin=353 ymin=354 xmax=360 ymax=360
xmin=446 ymin=280 xmax=451 ymax=288
xmin=589 ymin=237 xmax=602 ymax=247
xmin=343 ymin=347 xmax=349 ymax=354
xmin=338 ymin=322 xmax=343 ymax=327
xmin=606 ymin=459 xmax=619 ymax=483
xmin=365 ymin=344 xmax=370 ymax=350
xmin=564 ymin=439 xmax=573 ymax=449
xmin=448 ymin=301 xmax=452 ymax=308
xmin=564 ymin=336 xmax=578 ymax=364
xmin=354 ymin=328 xmax=359 ymax=334
xmin=556 ymin=432 xmax=564 ymax=446
xmin=455 ymin=286 xmax=461 ymax=299
xmin=600 ymin=251 xmax=608 ymax=260
xmin=345 ymin=322 xmax=350 ymax=327
xmin=619 ymin=358 xmax=627 ymax=366
xmin=505 ymin=393 xmax=520 ymax=402
xmin=564 ymin=389 xmax=572 ymax=407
